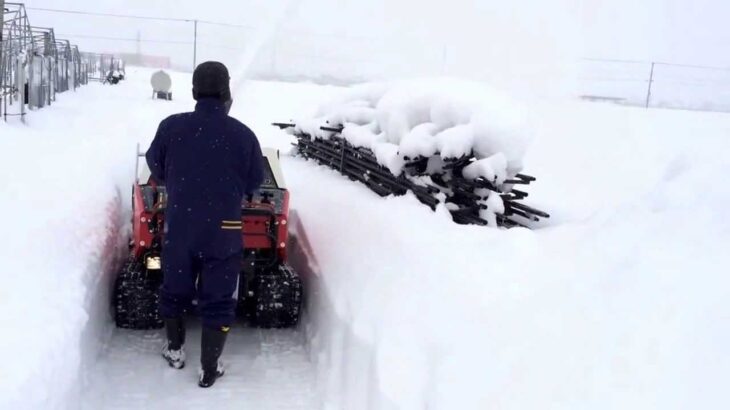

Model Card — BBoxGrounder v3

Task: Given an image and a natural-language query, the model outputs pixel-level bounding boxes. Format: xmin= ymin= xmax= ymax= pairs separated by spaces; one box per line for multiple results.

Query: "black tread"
xmin=114 ymin=260 xmax=164 ymax=329
xmin=252 ymin=264 xmax=303 ymax=329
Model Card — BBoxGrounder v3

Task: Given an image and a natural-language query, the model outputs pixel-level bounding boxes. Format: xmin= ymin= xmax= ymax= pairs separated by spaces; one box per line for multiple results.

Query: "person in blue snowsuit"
xmin=145 ymin=61 xmax=264 ymax=388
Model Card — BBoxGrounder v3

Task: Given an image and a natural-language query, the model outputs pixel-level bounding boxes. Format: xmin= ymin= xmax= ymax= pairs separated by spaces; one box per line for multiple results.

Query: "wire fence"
xmin=578 ymin=59 xmax=730 ymax=113
xmin=82 ymin=52 xmax=125 ymax=82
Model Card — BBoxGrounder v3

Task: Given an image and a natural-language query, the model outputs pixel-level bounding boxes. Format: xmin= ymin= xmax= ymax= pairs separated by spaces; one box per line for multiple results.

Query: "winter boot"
xmin=162 ymin=317 xmax=186 ymax=369
xmin=198 ymin=326 xmax=229 ymax=388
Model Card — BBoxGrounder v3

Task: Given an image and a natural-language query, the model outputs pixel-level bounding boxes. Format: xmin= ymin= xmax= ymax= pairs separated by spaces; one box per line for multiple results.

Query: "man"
xmin=145 ymin=61 xmax=264 ymax=388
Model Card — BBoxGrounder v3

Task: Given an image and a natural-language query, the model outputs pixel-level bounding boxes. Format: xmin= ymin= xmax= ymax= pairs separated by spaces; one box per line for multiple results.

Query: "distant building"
xmin=118 ymin=53 xmax=172 ymax=69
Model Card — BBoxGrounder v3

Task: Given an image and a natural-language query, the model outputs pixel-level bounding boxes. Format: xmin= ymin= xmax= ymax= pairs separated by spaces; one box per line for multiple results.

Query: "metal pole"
xmin=136 ymin=30 xmax=141 ymax=58
xmin=271 ymin=34 xmax=277 ymax=74
xmin=1 ymin=0 xmax=5 ymax=120
xmin=441 ymin=45 xmax=448 ymax=75
xmin=17 ymin=56 xmax=26 ymax=123
xmin=0 ymin=0 xmax=5 ymax=61
xmin=193 ymin=19 xmax=198 ymax=70
xmin=645 ymin=62 xmax=655 ymax=109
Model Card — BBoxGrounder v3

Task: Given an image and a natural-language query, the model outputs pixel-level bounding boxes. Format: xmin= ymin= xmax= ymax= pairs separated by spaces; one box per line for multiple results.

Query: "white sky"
xmin=15 ymin=0 xmax=730 ymax=70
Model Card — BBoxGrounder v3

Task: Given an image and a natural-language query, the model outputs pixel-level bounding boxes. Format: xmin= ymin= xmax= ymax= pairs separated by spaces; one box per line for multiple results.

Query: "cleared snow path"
xmin=0 ymin=66 xmax=335 ymax=409
xmin=82 ymin=322 xmax=317 ymax=409
xmin=74 ymin=74 xmax=340 ymax=410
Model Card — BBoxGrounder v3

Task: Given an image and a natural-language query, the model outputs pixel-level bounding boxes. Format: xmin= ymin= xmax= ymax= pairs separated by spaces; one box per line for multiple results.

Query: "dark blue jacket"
xmin=146 ymin=98 xmax=264 ymax=245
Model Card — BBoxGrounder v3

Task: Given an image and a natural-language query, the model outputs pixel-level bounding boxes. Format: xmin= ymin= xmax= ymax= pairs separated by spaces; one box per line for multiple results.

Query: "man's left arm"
xmin=242 ymin=135 xmax=264 ymax=195
xmin=146 ymin=119 xmax=169 ymax=184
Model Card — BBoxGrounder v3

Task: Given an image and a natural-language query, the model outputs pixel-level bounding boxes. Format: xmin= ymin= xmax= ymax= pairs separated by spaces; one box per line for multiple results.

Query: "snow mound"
xmin=298 ymin=78 xmax=532 ymax=175
xmin=290 ymin=79 xmax=536 ymax=226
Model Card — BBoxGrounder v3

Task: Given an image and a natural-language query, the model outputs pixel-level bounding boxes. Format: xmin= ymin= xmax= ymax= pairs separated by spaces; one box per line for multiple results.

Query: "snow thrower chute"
xmin=114 ymin=147 xmax=303 ymax=330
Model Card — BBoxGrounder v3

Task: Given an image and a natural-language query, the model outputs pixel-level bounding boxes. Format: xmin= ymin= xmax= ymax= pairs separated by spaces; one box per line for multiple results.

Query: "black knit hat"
xmin=192 ymin=61 xmax=231 ymax=102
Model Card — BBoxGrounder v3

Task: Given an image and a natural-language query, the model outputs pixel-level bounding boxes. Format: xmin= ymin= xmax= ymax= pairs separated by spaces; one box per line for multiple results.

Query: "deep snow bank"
xmin=0 ymin=68 xmax=194 ymax=409
xmin=271 ymin=97 xmax=730 ymax=408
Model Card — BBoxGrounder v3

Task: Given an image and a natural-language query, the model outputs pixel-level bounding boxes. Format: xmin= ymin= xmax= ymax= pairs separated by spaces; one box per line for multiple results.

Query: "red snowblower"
xmin=114 ymin=147 xmax=303 ymax=330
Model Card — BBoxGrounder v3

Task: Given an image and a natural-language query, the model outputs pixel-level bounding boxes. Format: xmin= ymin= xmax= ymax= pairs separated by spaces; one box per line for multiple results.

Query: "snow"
xmin=270 ymin=94 xmax=730 ymax=408
xmin=433 ymin=123 xmax=474 ymax=159
xmin=292 ymin=79 xmax=532 ymax=224
xmin=83 ymin=324 xmax=318 ymax=409
xmin=399 ymin=123 xmax=439 ymax=158
xmin=296 ymin=78 xmax=531 ymax=181
xmin=0 ymin=68 xmax=210 ymax=409
xmin=340 ymin=123 xmax=381 ymax=149
xmin=462 ymin=153 xmax=508 ymax=184
xmin=2 ymin=68 xmax=729 ymax=410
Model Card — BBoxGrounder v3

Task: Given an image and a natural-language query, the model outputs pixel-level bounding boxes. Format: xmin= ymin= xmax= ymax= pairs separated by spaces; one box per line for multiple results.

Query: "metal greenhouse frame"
xmin=1 ymin=2 xmax=118 ymax=122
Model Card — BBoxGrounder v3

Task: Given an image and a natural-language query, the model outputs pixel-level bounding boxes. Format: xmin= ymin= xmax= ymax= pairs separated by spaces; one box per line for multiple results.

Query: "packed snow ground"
xmin=1 ymin=68 xmax=729 ymax=409
xmin=83 ymin=324 xmax=317 ymax=409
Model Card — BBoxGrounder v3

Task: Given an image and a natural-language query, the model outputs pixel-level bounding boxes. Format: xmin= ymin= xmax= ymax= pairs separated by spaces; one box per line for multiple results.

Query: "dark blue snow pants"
xmin=159 ymin=224 xmax=242 ymax=329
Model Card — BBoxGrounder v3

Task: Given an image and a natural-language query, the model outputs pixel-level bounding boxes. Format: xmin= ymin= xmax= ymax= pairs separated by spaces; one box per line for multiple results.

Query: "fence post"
xmin=193 ymin=19 xmax=198 ymax=70
xmin=0 ymin=0 xmax=4 ymax=67
xmin=645 ymin=62 xmax=655 ymax=108
xmin=271 ymin=34 xmax=277 ymax=75
xmin=17 ymin=55 xmax=26 ymax=123
xmin=1 ymin=0 xmax=4 ymax=120
xmin=441 ymin=45 xmax=448 ymax=75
